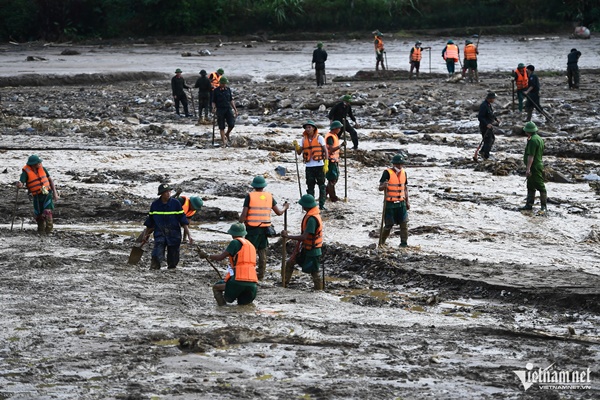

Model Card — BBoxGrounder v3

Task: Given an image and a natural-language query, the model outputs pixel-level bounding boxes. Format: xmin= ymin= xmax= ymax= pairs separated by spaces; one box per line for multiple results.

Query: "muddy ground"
xmin=0 ymin=37 xmax=599 ymax=399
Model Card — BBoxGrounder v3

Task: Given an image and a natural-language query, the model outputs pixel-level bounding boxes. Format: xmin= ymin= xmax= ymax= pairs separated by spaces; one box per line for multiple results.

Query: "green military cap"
xmin=190 ymin=196 xmax=203 ymax=210
xmin=251 ymin=176 xmax=267 ymax=188
xmin=298 ymin=194 xmax=318 ymax=208
xmin=523 ymin=121 xmax=538 ymax=133
xmin=27 ymin=154 xmax=42 ymax=165
xmin=330 ymin=120 xmax=343 ymax=130
xmin=227 ymin=222 xmax=247 ymax=237
xmin=175 ymin=68 xmax=182 ymax=73
xmin=391 ymin=154 xmax=405 ymax=164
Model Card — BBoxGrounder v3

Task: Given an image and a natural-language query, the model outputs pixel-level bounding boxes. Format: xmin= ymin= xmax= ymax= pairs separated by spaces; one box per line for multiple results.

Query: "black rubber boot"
xmin=400 ymin=222 xmax=409 ymax=247
xmin=257 ymin=248 xmax=267 ymax=280
xmin=380 ymin=228 xmax=391 ymax=246
xmin=311 ymin=270 xmax=323 ymax=290
xmin=212 ymin=286 xmax=226 ymax=306
xmin=519 ymin=190 xmax=536 ymax=210
xmin=150 ymin=257 xmax=161 ymax=270
xmin=540 ymin=190 xmax=548 ymax=210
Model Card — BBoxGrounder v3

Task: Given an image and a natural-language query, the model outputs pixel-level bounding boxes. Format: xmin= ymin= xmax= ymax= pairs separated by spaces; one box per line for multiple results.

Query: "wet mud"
xmin=1 ymin=38 xmax=599 ymax=399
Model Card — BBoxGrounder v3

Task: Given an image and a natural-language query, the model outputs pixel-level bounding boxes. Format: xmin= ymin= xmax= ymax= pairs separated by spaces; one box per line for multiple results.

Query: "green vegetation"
xmin=2 ymin=0 xmax=598 ymax=41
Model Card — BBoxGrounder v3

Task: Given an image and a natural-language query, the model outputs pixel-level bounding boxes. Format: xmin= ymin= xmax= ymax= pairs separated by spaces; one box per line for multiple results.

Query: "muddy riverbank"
xmin=0 ymin=37 xmax=599 ymax=399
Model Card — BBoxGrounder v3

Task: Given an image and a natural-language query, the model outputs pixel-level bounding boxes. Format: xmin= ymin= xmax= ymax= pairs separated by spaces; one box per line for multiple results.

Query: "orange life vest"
xmin=301 ymin=207 xmax=323 ymax=251
xmin=325 ymin=131 xmax=340 ymax=162
xmin=374 ymin=37 xmax=384 ymax=52
xmin=385 ymin=168 xmax=407 ymax=202
xmin=246 ymin=191 xmax=273 ymax=227
xmin=514 ymin=68 xmax=528 ymax=90
xmin=23 ymin=164 xmax=50 ymax=196
xmin=180 ymin=196 xmax=196 ymax=218
xmin=226 ymin=238 xmax=258 ymax=283
xmin=411 ymin=47 xmax=422 ymax=62
xmin=464 ymin=44 xmax=477 ymax=60
xmin=444 ymin=44 xmax=459 ymax=62
xmin=302 ymin=133 xmax=324 ymax=162
xmin=208 ymin=71 xmax=221 ymax=89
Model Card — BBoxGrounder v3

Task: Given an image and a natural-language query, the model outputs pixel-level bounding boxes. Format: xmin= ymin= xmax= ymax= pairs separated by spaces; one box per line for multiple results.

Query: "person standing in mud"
xmin=198 ymin=223 xmax=258 ymax=306
xmin=442 ymin=40 xmax=459 ymax=77
xmin=142 ymin=184 xmax=193 ymax=270
xmin=171 ymin=68 xmax=191 ymax=117
xmin=312 ymin=42 xmax=328 ymax=87
xmin=567 ymin=48 xmax=582 ymax=89
xmin=174 ymin=191 xmax=203 ymax=242
xmin=477 ymin=92 xmax=499 ymax=160
xmin=281 ymin=194 xmax=324 ymax=290
xmin=16 ymin=154 xmax=59 ymax=234
xmin=409 ymin=41 xmax=430 ymax=79
xmin=519 ymin=122 xmax=547 ymax=213
xmin=208 ymin=68 xmax=224 ymax=107
xmin=378 ymin=154 xmax=410 ymax=248
xmin=328 ymin=95 xmax=360 ymax=150
xmin=462 ymin=39 xmax=479 ymax=83
xmin=325 ymin=120 xmax=345 ymax=202
xmin=524 ymin=65 xmax=541 ymax=122
xmin=512 ymin=63 xmax=528 ymax=113
xmin=194 ymin=69 xmax=212 ymax=124
xmin=239 ymin=176 xmax=289 ymax=281
xmin=293 ymin=120 xmax=328 ymax=210
xmin=212 ymin=76 xmax=238 ymax=147
xmin=374 ymin=31 xmax=385 ymax=71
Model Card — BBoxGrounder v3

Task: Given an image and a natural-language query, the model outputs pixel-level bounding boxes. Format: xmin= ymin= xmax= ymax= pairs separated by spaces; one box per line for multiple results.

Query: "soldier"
xmin=378 ymin=154 xmax=410 ymax=247
xmin=212 ymin=76 xmax=238 ymax=147
xmin=519 ymin=122 xmax=547 ymax=214
xmin=171 ymin=68 xmax=191 ymax=117
xmin=477 ymin=92 xmax=499 ymax=160
xmin=200 ymin=223 xmax=258 ymax=306
xmin=239 ymin=176 xmax=289 ymax=280
xmin=281 ymin=194 xmax=323 ymax=290
xmin=567 ymin=48 xmax=582 ymax=89
xmin=293 ymin=120 xmax=329 ymax=210
xmin=312 ymin=42 xmax=328 ymax=87
xmin=324 ymin=120 xmax=346 ymax=202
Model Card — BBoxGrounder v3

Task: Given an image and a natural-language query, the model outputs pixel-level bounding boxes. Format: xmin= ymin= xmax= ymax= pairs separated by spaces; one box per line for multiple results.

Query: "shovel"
xmin=128 ymin=230 xmax=148 ymax=265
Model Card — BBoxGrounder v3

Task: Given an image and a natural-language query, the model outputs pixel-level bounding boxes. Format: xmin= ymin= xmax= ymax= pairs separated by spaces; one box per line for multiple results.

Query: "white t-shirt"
xmin=300 ymin=135 xmax=326 ymax=167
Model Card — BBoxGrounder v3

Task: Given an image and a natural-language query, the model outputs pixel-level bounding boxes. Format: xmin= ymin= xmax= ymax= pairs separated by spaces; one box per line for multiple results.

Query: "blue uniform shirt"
xmin=144 ymin=197 xmax=189 ymax=245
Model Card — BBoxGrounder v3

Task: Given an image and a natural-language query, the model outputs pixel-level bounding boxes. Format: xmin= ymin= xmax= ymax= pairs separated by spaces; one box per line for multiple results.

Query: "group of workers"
xmin=172 ymin=67 xmax=237 ymax=147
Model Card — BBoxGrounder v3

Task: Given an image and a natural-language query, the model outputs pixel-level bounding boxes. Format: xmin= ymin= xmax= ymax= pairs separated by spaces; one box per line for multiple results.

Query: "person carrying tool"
xmin=328 ymin=95 xmax=360 ymax=150
xmin=519 ymin=122 xmax=547 ymax=213
xmin=312 ymin=42 xmax=328 ymax=87
xmin=325 ymin=120 xmax=345 ymax=202
xmin=198 ymin=223 xmax=258 ymax=306
xmin=239 ymin=176 xmax=289 ymax=281
xmin=194 ymin=69 xmax=212 ymax=124
xmin=293 ymin=120 xmax=329 ymax=210
xmin=442 ymin=40 xmax=459 ymax=77
xmin=171 ymin=68 xmax=191 ymax=117
xmin=15 ymin=154 xmax=59 ymax=234
xmin=567 ymin=48 xmax=582 ymax=89
xmin=511 ymin=63 xmax=529 ymax=113
xmin=462 ymin=39 xmax=479 ymax=83
xmin=378 ymin=154 xmax=410 ymax=247
xmin=374 ymin=31 xmax=385 ymax=71
xmin=142 ymin=183 xmax=193 ymax=270
xmin=212 ymin=76 xmax=238 ymax=147
xmin=477 ymin=92 xmax=500 ymax=160
xmin=524 ymin=65 xmax=541 ymax=122
xmin=281 ymin=194 xmax=324 ymax=290
xmin=208 ymin=68 xmax=224 ymax=105
xmin=409 ymin=41 xmax=430 ymax=79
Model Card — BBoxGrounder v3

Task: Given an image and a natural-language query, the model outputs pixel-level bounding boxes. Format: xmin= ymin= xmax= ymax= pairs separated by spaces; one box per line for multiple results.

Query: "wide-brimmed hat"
xmin=330 ymin=120 xmax=343 ymax=130
xmin=303 ymin=120 xmax=317 ymax=129
xmin=157 ymin=183 xmax=172 ymax=195
xmin=486 ymin=91 xmax=497 ymax=99
xmin=175 ymin=68 xmax=182 ymax=73
xmin=190 ymin=196 xmax=203 ymax=210
xmin=447 ymin=40 xmax=454 ymax=44
xmin=251 ymin=176 xmax=267 ymax=188
xmin=523 ymin=121 xmax=538 ymax=133
xmin=317 ymin=42 xmax=323 ymax=48
xmin=217 ymin=68 xmax=224 ymax=74
xmin=219 ymin=76 xmax=228 ymax=84
xmin=298 ymin=194 xmax=318 ymax=208
xmin=415 ymin=41 xmax=422 ymax=45
xmin=27 ymin=154 xmax=42 ymax=165
xmin=391 ymin=154 xmax=405 ymax=164
xmin=227 ymin=222 xmax=247 ymax=237
xmin=341 ymin=94 xmax=352 ymax=103
xmin=517 ymin=63 xmax=525 ymax=68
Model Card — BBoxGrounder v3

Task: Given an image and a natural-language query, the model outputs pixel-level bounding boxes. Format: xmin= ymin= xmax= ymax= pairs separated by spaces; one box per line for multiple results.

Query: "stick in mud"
xmin=524 ymin=92 xmax=553 ymax=121
xmin=196 ymin=246 xmax=223 ymax=280
xmin=342 ymin=117 xmax=348 ymax=202
xmin=294 ymin=148 xmax=302 ymax=198
xmin=378 ymin=186 xmax=387 ymax=248
xmin=281 ymin=209 xmax=287 ymax=288
xmin=212 ymin=113 xmax=216 ymax=146
xmin=10 ymin=186 xmax=19 ymax=231
xmin=188 ymin=89 xmax=196 ymax=118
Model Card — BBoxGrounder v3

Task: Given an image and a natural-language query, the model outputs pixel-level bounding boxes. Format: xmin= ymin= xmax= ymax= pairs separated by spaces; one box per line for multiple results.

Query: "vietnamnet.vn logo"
xmin=514 ymin=362 xmax=592 ymax=391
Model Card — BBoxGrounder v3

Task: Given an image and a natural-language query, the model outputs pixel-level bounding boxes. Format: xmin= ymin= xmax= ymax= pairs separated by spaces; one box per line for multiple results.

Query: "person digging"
xmin=198 ymin=222 xmax=258 ymax=306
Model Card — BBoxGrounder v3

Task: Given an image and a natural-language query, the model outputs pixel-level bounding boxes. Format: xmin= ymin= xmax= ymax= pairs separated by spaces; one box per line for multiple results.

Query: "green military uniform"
xmin=223 ymin=239 xmax=257 ymax=304
xmin=521 ymin=122 xmax=547 ymax=211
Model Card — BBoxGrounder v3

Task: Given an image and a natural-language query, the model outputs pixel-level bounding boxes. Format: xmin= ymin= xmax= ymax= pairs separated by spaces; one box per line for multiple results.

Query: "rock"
xmin=278 ymin=99 xmax=292 ymax=108
xmin=26 ymin=56 xmax=47 ymax=61
xmin=423 ymin=134 xmax=434 ymax=142
xmin=583 ymin=173 xmax=600 ymax=181
xmin=60 ymin=49 xmax=80 ymax=56
xmin=125 ymin=117 xmax=140 ymax=125
xmin=544 ymin=167 xmax=572 ymax=183
xmin=39 ymin=106 xmax=50 ymax=112
xmin=198 ymin=49 xmax=211 ymax=56
xmin=318 ymin=104 xmax=326 ymax=112
xmin=181 ymin=52 xmax=192 ymax=57
xmin=403 ymin=130 xmax=419 ymax=135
